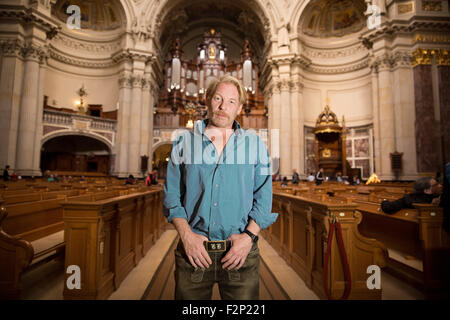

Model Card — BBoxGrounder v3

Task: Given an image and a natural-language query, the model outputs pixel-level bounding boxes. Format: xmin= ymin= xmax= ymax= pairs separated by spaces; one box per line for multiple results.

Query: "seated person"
xmin=292 ymin=169 xmax=300 ymax=185
xmin=307 ymin=172 xmax=315 ymax=182
xmin=381 ymin=177 xmax=442 ymax=214
xmin=281 ymin=176 xmax=288 ymax=187
xmin=125 ymin=174 xmax=135 ymax=185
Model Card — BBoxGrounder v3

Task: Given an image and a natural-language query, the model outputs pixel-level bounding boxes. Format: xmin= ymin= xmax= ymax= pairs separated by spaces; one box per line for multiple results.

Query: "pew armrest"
xmin=0 ymin=207 xmax=34 ymax=299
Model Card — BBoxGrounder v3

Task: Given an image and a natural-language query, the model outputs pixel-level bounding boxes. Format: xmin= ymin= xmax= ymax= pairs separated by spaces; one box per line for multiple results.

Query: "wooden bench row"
xmin=0 ymin=185 xmax=165 ymax=299
xmin=272 ymin=186 xmax=449 ymax=299
xmin=262 ymin=192 xmax=387 ymax=299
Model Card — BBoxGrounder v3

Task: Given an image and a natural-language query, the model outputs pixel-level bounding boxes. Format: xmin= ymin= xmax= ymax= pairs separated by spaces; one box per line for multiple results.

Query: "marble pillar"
xmin=377 ymin=58 xmax=396 ymax=180
xmin=116 ymin=72 xmax=132 ymax=177
xmin=438 ymin=65 xmax=450 ymax=166
xmin=147 ymin=85 xmax=156 ymax=167
xmin=279 ymin=80 xmax=292 ymax=177
xmin=140 ymin=75 xmax=151 ymax=166
xmin=392 ymin=54 xmax=417 ymax=179
xmin=290 ymin=80 xmax=302 ymax=175
xmin=413 ymin=65 xmax=438 ymax=173
xmin=128 ymin=73 xmax=143 ymax=177
xmin=15 ymin=45 xmax=44 ymax=176
xmin=0 ymin=40 xmax=23 ymax=170
xmin=271 ymin=81 xmax=281 ymax=174
xmin=370 ymin=65 xmax=381 ymax=176
xmin=32 ymin=56 xmax=47 ymax=176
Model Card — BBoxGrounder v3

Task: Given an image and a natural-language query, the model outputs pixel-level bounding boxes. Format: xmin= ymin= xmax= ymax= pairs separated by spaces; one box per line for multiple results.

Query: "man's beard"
xmin=211 ymin=111 xmax=233 ymax=127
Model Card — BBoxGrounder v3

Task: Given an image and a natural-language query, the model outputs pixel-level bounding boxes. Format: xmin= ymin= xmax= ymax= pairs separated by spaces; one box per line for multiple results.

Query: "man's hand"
xmin=221 ymin=233 xmax=253 ymax=270
xmin=172 ymin=217 xmax=212 ymax=269
xmin=181 ymin=231 xmax=212 ymax=269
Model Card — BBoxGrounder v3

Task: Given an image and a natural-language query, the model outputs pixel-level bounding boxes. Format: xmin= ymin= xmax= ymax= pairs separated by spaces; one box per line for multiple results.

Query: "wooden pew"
xmin=262 ymin=192 xmax=387 ymax=299
xmin=62 ymin=188 xmax=164 ymax=299
xmin=0 ymin=186 xmax=143 ymax=299
xmin=355 ymin=199 xmax=449 ymax=298
xmin=0 ymin=198 xmax=65 ymax=299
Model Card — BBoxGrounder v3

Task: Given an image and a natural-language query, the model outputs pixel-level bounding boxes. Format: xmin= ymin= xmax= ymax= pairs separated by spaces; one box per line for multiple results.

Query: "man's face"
xmin=430 ymin=178 xmax=443 ymax=195
xmin=208 ymin=82 xmax=243 ymax=129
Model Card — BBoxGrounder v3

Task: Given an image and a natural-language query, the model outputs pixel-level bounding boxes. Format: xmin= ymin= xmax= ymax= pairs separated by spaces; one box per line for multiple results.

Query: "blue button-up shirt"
xmin=163 ymin=119 xmax=278 ymax=241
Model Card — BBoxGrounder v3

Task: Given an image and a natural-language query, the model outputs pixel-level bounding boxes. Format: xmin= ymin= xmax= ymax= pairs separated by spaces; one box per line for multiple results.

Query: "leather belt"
xmin=203 ymin=240 xmax=232 ymax=252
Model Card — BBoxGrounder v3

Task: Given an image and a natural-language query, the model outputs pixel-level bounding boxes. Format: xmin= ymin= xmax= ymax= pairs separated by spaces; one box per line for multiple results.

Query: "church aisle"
xmin=20 ymin=229 xmax=424 ymax=300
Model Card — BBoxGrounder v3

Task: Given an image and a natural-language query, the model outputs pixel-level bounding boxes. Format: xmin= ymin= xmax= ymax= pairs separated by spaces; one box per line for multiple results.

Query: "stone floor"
xmin=21 ymin=229 xmax=424 ymax=300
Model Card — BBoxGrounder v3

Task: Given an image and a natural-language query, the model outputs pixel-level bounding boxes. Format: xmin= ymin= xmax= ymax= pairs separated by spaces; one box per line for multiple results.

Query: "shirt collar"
xmin=194 ymin=119 xmax=243 ymax=136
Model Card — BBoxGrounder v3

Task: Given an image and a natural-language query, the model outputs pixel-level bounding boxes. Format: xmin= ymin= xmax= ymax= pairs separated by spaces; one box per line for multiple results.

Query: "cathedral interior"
xmin=0 ymin=0 xmax=449 ymax=302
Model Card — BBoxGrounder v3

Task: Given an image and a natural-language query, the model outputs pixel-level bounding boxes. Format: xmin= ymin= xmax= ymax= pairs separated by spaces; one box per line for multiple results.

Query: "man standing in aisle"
xmin=163 ymin=75 xmax=278 ymax=300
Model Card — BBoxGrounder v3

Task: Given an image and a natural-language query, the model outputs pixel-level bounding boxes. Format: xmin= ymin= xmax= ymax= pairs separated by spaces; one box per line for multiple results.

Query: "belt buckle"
xmin=205 ymin=240 xmax=227 ymax=252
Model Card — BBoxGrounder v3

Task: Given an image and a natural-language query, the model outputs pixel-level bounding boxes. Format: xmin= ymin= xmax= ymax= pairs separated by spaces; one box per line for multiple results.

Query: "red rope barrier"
xmin=323 ymin=217 xmax=352 ymax=300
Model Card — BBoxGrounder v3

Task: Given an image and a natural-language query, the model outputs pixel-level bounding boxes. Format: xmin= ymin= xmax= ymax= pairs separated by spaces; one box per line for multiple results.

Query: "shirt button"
xmin=214 ymin=202 xmax=217 ymax=206
xmin=216 ymin=184 xmax=219 ymax=188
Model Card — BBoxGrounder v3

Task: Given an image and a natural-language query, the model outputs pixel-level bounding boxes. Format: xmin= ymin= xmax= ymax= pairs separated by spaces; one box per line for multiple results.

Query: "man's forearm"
xmin=172 ymin=217 xmax=193 ymax=241
xmin=246 ymin=219 xmax=261 ymax=236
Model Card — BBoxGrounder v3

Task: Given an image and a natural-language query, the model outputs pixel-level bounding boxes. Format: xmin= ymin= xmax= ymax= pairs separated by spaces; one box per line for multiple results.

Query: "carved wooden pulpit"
xmin=314 ymin=103 xmax=351 ymax=178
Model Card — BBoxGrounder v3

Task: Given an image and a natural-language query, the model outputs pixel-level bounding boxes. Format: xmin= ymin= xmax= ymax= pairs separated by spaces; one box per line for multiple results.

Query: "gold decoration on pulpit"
xmin=76 ymin=84 xmax=88 ymax=114
xmin=314 ymin=100 xmax=357 ymax=179
xmin=322 ymin=148 xmax=331 ymax=158
xmin=314 ymin=99 xmax=341 ymax=134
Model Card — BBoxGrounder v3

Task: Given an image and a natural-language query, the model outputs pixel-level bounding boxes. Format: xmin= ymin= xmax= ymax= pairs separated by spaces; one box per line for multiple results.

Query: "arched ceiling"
xmin=52 ymin=0 xmax=126 ymax=31
xmin=158 ymin=0 xmax=268 ymax=66
xmin=300 ymin=0 xmax=366 ymax=38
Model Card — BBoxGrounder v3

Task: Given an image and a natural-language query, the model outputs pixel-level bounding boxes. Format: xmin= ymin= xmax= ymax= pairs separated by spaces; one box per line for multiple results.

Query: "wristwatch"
xmin=243 ymin=229 xmax=259 ymax=243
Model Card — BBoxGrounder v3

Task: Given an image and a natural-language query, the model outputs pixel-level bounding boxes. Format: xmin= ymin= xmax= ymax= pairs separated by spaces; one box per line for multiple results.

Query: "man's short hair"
xmin=414 ymin=177 xmax=433 ymax=193
xmin=206 ymin=75 xmax=247 ymax=105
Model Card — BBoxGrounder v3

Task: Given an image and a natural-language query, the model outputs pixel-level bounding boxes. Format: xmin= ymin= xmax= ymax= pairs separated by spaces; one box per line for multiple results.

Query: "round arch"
xmin=42 ymin=131 xmax=113 ymax=152
xmin=145 ymin=0 xmax=279 ymax=45
xmin=290 ymin=0 xmax=313 ymax=34
xmin=118 ymin=0 xmax=136 ymax=30
xmin=41 ymin=133 xmax=113 ymax=174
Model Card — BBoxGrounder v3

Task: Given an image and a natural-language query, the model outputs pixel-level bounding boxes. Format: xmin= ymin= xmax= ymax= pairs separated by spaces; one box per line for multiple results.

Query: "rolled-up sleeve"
xmin=248 ymin=141 xmax=278 ymax=229
xmin=163 ymin=137 xmax=187 ymax=223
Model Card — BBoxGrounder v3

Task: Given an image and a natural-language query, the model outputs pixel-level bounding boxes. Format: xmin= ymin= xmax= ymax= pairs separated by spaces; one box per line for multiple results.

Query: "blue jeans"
xmin=174 ymin=240 xmax=260 ymax=300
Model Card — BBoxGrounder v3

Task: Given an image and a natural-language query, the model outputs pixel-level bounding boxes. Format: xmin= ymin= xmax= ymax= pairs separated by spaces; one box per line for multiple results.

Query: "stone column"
xmin=391 ymin=51 xmax=417 ymax=179
xmin=271 ymin=80 xmax=281 ymax=174
xmin=140 ymin=74 xmax=151 ymax=164
xmin=15 ymin=44 xmax=45 ymax=176
xmin=413 ymin=54 xmax=438 ymax=174
xmin=127 ymin=72 xmax=144 ymax=177
xmin=437 ymin=51 xmax=450 ymax=166
xmin=0 ymin=40 xmax=24 ymax=169
xmin=279 ymin=79 xmax=292 ymax=177
xmin=376 ymin=54 xmax=396 ymax=180
xmin=147 ymin=83 xmax=156 ymax=166
xmin=32 ymin=52 xmax=48 ymax=176
xmin=290 ymin=80 xmax=302 ymax=175
xmin=115 ymin=71 xmax=132 ymax=177
xmin=369 ymin=59 xmax=382 ymax=176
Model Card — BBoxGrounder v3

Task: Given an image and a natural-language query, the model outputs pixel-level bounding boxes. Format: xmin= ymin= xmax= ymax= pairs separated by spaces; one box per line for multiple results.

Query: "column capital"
xmin=119 ymin=71 xmax=133 ymax=89
xmin=0 ymin=39 xmax=24 ymax=58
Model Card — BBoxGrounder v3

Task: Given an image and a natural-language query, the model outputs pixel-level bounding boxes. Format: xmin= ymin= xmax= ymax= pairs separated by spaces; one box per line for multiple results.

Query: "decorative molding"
xmin=119 ymin=72 xmax=133 ymax=89
xmin=308 ymin=60 xmax=369 ymax=74
xmin=303 ymin=44 xmax=367 ymax=59
xmin=392 ymin=51 xmax=413 ymax=68
xmin=0 ymin=39 xmax=25 ymax=58
xmin=398 ymin=2 xmax=414 ymax=15
xmin=0 ymin=8 xmax=59 ymax=40
xmin=52 ymin=34 xmax=122 ymax=54
xmin=361 ymin=20 xmax=450 ymax=48
xmin=48 ymin=47 xmax=116 ymax=68
xmin=422 ymin=1 xmax=442 ymax=12
xmin=412 ymin=48 xmax=450 ymax=66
